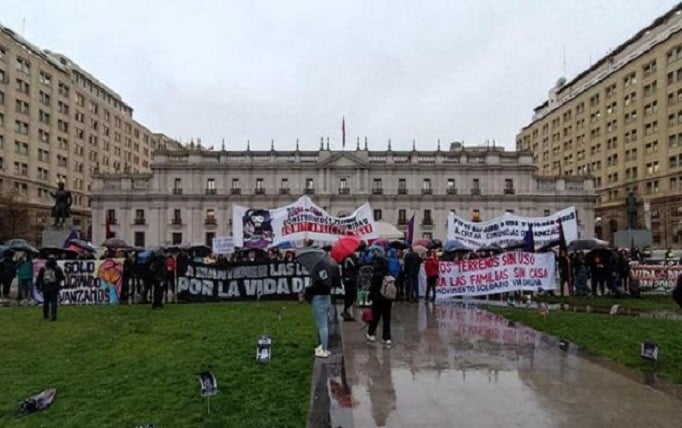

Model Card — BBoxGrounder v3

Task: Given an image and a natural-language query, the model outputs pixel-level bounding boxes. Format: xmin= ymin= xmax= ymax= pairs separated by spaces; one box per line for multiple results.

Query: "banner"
xmin=629 ymin=263 xmax=682 ymax=291
xmin=212 ymin=236 xmax=234 ymax=254
xmin=176 ymin=260 xmax=344 ymax=301
xmin=32 ymin=258 xmax=124 ymax=305
xmin=232 ymin=195 xmax=378 ymax=249
xmin=436 ymin=252 xmax=556 ymax=298
xmin=447 ymin=207 xmax=578 ymax=249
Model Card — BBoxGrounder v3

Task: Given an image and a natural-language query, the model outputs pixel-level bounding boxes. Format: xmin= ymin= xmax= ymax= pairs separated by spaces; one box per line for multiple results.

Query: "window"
xmin=205 ymin=209 xmax=216 ymax=224
xmin=372 ymin=178 xmax=382 ymax=194
xmin=39 ymin=110 xmax=50 ymax=125
xmin=172 ymin=209 xmax=182 ymax=223
xmin=306 ymin=178 xmax=314 ymax=189
xmin=14 ymin=162 xmax=28 ymax=176
xmin=623 ymin=72 xmax=636 ymax=87
xmin=206 ymin=178 xmax=216 ymax=194
xmin=373 ymin=209 xmax=382 ymax=221
xmin=106 ymin=209 xmax=117 ymax=224
xmin=280 ymin=178 xmax=289 ymax=191
xmin=339 ymin=178 xmax=347 ymax=189
xmin=423 ymin=209 xmax=432 ymax=225
xmin=134 ymin=232 xmax=145 ymax=248
xmin=76 ymin=93 xmax=85 ymax=107
xmin=398 ymin=209 xmax=407 ymax=225
xmin=14 ymin=141 xmax=28 ymax=155
xmin=16 ymin=57 xmax=30 ymax=74
xmin=447 ymin=178 xmax=456 ymax=191
xmin=15 ymin=120 xmax=28 ymax=135
xmin=256 ymin=178 xmax=264 ymax=193
xmin=39 ymin=90 xmax=50 ymax=106
xmin=135 ymin=209 xmax=145 ymax=224
xmin=231 ymin=178 xmax=240 ymax=190
xmin=15 ymin=79 xmax=29 ymax=94
xmin=398 ymin=178 xmax=407 ymax=194
xmin=38 ymin=148 xmax=50 ymax=162
xmin=172 ymin=233 xmax=182 ymax=245
xmin=58 ymin=119 xmax=68 ymax=133
xmin=422 ymin=178 xmax=431 ymax=191
xmin=472 ymin=209 xmax=481 ymax=222
xmin=173 ymin=178 xmax=182 ymax=193
xmin=205 ymin=232 xmax=216 ymax=247
xmin=15 ymin=100 xmax=29 ymax=114
xmin=504 ymin=179 xmax=514 ymax=194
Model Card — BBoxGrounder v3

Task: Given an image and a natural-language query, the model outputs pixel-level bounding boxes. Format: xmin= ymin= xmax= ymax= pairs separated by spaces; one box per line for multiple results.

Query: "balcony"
xmin=471 ymin=188 xmax=481 ymax=195
xmin=205 ymin=188 xmax=217 ymax=195
xmin=421 ymin=219 xmax=433 ymax=226
xmin=279 ymin=188 xmax=290 ymax=195
xmin=171 ymin=218 xmax=183 ymax=226
xmin=421 ymin=188 xmax=433 ymax=195
xmin=230 ymin=188 xmax=241 ymax=195
xmin=504 ymin=187 xmax=516 ymax=195
xmin=338 ymin=188 xmax=350 ymax=195
xmin=134 ymin=218 xmax=146 ymax=225
xmin=372 ymin=188 xmax=384 ymax=195
xmin=446 ymin=188 xmax=458 ymax=195
xmin=255 ymin=188 xmax=266 ymax=195
xmin=204 ymin=218 xmax=217 ymax=226
xmin=305 ymin=188 xmax=315 ymax=195
xmin=398 ymin=188 xmax=407 ymax=195
xmin=172 ymin=188 xmax=183 ymax=195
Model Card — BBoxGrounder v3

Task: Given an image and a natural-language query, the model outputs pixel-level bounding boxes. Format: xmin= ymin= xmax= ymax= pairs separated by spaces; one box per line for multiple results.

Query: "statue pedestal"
xmin=41 ymin=223 xmax=80 ymax=248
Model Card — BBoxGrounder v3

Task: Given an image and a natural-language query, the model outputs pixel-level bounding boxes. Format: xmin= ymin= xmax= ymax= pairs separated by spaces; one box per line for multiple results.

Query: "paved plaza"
xmin=334 ymin=301 xmax=682 ymax=428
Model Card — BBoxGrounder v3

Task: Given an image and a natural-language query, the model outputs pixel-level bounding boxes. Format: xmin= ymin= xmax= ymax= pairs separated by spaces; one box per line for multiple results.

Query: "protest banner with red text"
xmin=436 ymin=252 xmax=556 ymax=298
xmin=232 ymin=195 xmax=378 ymax=249
xmin=629 ymin=263 xmax=682 ymax=291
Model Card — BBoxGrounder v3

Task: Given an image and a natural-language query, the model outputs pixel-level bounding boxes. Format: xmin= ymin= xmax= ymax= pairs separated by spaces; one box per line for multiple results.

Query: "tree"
xmin=0 ymin=192 xmax=35 ymax=243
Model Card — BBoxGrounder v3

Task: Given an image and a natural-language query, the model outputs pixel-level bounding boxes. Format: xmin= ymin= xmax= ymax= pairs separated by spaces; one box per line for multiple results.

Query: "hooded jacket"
xmin=387 ymin=249 xmax=401 ymax=278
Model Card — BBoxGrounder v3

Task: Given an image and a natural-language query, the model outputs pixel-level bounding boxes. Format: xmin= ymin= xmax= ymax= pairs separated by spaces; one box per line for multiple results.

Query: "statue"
xmin=626 ymin=191 xmax=637 ymax=229
xmin=50 ymin=182 xmax=72 ymax=228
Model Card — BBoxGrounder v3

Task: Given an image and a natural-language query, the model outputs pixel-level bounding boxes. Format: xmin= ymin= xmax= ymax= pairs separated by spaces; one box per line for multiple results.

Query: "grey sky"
xmin=1 ymin=0 xmax=678 ymax=151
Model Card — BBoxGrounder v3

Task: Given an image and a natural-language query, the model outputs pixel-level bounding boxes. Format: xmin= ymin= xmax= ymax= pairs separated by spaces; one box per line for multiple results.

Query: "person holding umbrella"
xmin=424 ymin=250 xmax=439 ymax=302
xmin=36 ymin=255 xmax=64 ymax=321
xmin=0 ymin=251 xmax=17 ymax=299
xmin=331 ymin=236 xmax=361 ymax=322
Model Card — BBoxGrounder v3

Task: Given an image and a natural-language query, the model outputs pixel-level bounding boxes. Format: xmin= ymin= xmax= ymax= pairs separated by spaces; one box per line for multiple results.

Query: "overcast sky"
xmin=0 ymin=0 xmax=678 ymax=151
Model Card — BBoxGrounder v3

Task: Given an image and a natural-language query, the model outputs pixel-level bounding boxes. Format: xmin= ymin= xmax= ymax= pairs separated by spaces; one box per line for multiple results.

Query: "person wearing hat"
xmin=36 ymin=255 xmax=65 ymax=321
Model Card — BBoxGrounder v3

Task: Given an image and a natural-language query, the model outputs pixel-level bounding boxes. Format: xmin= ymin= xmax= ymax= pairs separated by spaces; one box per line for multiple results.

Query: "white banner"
xmin=437 ymin=252 xmax=556 ymax=298
xmin=212 ymin=236 xmax=235 ymax=254
xmin=232 ymin=195 xmax=378 ymax=249
xmin=447 ymin=206 xmax=578 ymax=249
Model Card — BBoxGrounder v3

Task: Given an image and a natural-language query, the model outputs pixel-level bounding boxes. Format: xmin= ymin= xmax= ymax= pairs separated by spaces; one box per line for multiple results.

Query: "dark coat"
xmin=37 ymin=263 xmax=65 ymax=292
xmin=404 ymin=252 xmax=422 ymax=277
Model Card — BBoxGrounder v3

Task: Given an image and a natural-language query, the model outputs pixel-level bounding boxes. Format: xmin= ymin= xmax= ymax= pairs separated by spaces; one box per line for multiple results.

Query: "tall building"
xmin=90 ymin=142 xmax=595 ymax=247
xmin=0 ymin=23 xmax=177 ymax=242
xmin=516 ymin=4 xmax=682 ymax=247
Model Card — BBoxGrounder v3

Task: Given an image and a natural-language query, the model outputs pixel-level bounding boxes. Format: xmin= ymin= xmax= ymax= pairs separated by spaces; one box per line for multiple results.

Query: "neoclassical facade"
xmin=90 ymin=143 xmax=596 ymax=247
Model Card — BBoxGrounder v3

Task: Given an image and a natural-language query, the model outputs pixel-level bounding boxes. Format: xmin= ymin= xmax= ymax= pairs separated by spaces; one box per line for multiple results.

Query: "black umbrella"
xmin=389 ymin=240 xmax=410 ymax=250
xmin=428 ymin=239 xmax=443 ymax=250
xmin=39 ymin=247 xmax=79 ymax=260
xmin=296 ymin=247 xmax=339 ymax=288
xmin=7 ymin=239 xmax=38 ymax=254
xmin=568 ymin=238 xmax=609 ymax=252
xmin=476 ymin=244 xmax=503 ymax=253
xmin=102 ymin=237 xmax=129 ymax=249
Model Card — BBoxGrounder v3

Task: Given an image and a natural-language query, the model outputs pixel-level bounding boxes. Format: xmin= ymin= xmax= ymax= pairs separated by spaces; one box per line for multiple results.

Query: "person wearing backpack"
xmin=367 ymin=251 xmax=394 ymax=345
xmin=37 ymin=256 xmax=65 ymax=321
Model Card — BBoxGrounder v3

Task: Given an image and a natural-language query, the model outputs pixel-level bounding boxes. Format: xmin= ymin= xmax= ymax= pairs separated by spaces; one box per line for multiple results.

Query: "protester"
xmin=589 ymin=254 xmax=608 ymax=296
xmin=16 ymin=253 xmax=34 ymax=302
xmin=424 ymin=250 xmax=439 ymax=302
xmin=148 ymin=249 xmax=166 ymax=309
xmin=0 ymin=252 xmax=17 ymax=299
xmin=165 ymin=253 xmax=177 ymax=299
xmin=367 ymin=250 xmax=392 ymax=344
xmin=309 ymin=268 xmax=332 ymax=358
xmin=617 ymin=250 xmax=630 ymax=293
xmin=558 ymin=249 xmax=571 ymax=296
xmin=403 ymin=248 xmax=422 ymax=302
xmin=672 ymin=272 xmax=682 ymax=309
xmin=36 ymin=256 xmax=64 ymax=321
xmin=387 ymin=248 xmax=402 ymax=298
xmin=341 ymin=251 xmax=359 ymax=321
xmin=573 ymin=252 xmax=590 ymax=296
xmin=122 ymin=253 xmax=135 ymax=303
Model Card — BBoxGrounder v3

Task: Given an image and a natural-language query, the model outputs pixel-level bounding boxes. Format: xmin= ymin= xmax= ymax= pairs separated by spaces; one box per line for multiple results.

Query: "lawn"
xmin=489 ymin=307 xmax=682 ymax=384
xmin=533 ymin=294 xmax=678 ymax=312
xmin=0 ymin=302 xmax=316 ymax=428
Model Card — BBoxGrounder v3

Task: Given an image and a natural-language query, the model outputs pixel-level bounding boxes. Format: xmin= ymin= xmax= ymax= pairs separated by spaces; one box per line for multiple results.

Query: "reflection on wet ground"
xmin=338 ymin=301 xmax=682 ymax=428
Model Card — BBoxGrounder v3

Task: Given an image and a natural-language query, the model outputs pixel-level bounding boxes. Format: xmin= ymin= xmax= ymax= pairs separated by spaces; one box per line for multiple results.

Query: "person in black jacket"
xmin=37 ymin=256 xmax=65 ymax=321
xmin=367 ymin=250 xmax=392 ymax=345
xmin=0 ymin=253 xmax=17 ymax=299
xmin=403 ymin=249 xmax=422 ymax=302
xmin=341 ymin=253 xmax=359 ymax=321
xmin=148 ymin=250 xmax=166 ymax=309
xmin=673 ymin=272 xmax=682 ymax=309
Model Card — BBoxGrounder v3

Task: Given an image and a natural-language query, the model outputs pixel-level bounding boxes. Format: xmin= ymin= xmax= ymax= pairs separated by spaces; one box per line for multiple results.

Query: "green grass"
xmin=534 ymin=294 xmax=678 ymax=312
xmin=489 ymin=307 xmax=682 ymax=384
xmin=0 ymin=302 xmax=316 ymax=428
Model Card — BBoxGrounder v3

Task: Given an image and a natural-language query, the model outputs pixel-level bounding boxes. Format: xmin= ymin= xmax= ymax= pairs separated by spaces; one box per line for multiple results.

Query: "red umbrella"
xmin=413 ymin=238 xmax=430 ymax=248
xmin=331 ymin=236 xmax=361 ymax=263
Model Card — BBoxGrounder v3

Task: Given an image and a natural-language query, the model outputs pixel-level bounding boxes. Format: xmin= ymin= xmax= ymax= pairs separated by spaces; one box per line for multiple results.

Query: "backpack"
xmin=380 ymin=275 xmax=397 ymax=300
xmin=43 ymin=268 xmax=57 ymax=284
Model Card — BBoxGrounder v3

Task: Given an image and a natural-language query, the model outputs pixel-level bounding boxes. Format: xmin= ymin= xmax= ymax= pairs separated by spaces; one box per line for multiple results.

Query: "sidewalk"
xmin=338 ymin=301 xmax=682 ymax=428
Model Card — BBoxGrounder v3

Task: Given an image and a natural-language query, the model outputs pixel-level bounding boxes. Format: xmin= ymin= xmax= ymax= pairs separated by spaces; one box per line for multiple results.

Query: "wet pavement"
xmin=336 ymin=301 xmax=682 ymax=428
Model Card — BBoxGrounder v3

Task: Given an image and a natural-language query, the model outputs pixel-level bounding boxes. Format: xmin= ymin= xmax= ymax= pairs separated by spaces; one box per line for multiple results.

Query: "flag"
xmin=406 ymin=214 xmax=415 ymax=244
xmin=558 ymin=220 xmax=567 ymax=252
xmin=342 ymin=116 xmax=346 ymax=148
xmin=522 ymin=224 xmax=535 ymax=252
xmin=62 ymin=229 xmax=80 ymax=249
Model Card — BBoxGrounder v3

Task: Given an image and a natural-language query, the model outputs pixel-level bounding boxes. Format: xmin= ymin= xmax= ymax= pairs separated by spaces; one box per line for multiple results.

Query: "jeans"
xmin=18 ymin=278 xmax=32 ymax=301
xmin=1 ymin=278 xmax=12 ymax=298
xmin=312 ymin=295 xmax=331 ymax=350
xmin=343 ymin=281 xmax=357 ymax=314
xmin=408 ymin=274 xmax=419 ymax=300
xmin=43 ymin=290 xmax=59 ymax=320
xmin=368 ymin=296 xmax=392 ymax=341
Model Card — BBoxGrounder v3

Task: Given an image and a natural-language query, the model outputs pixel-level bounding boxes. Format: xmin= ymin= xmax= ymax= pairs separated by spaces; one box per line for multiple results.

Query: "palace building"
xmin=90 ymin=141 xmax=595 ymax=247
